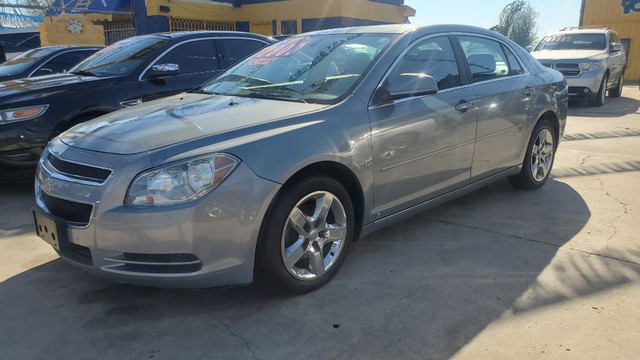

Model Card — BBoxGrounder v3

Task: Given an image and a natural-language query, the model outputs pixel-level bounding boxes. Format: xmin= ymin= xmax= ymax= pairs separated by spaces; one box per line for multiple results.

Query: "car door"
xmin=454 ymin=35 xmax=538 ymax=179
xmin=138 ymin=38 xmax=222 ymax=103
xmin=369 ymin=35 xmax=477 ymax=218
xmin=31 ymin=49 xmax=97 ymax=77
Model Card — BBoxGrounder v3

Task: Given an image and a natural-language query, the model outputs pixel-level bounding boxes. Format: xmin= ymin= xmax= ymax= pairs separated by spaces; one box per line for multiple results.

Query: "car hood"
xmin=0 ymin=73 xmax=107 ymax=98
xmin=60 ymin=93 xmax=328 ymax=155
xmin=531 ymin=49 xmax=608 ymax=61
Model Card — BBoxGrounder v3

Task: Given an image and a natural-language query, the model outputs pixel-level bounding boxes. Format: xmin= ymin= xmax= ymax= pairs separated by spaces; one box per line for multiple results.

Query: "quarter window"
xmin=388 ymin=36 xmax=461 ymax=91
xmin=502 ymin=45 xmax=524 ymax=75
xmin=153 ymin=39 xmax=218 ymax=75
xmin=458 ymin=36 xmax=513 ymax=82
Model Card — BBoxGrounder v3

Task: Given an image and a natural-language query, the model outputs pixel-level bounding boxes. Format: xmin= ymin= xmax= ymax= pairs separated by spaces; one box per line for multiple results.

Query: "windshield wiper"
xmin=241 ymin=91 xmax=308 ymax=104
xmin=71 ymin=69 xmax=100 ymax=77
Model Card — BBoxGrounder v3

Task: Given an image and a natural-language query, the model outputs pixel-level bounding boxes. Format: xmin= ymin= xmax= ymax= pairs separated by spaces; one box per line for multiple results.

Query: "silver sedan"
xmin=33 ymin=24 xmax=568 ymax=294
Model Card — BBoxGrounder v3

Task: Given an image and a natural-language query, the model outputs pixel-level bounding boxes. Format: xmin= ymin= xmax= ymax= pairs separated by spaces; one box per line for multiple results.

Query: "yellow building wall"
xmin=582 ymin=0 xmax=640 ymax=79
xmin=39 ymin=13 xmax=108 ymax=46
xmin=146 ymin=0 xmax=410 ymax=35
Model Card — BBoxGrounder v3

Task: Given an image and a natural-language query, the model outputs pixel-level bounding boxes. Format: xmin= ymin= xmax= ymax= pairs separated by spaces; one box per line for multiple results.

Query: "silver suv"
xmin=531 ymin=27 xmax=626 ymax=106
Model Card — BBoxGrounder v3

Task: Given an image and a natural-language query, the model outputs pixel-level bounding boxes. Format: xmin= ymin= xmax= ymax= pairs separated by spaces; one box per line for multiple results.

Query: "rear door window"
xmin=457 ymin=36 xmax=513 ymax=82
xmin=222 ymin=39 xmax=267 ymax=65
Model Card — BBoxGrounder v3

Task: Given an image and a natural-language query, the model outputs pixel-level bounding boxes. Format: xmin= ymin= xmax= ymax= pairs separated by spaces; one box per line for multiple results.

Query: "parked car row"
xmin=0 ymin=31 xmax=275 ymax=168
xmin=21 ymin=24 xmax=569 ymax=293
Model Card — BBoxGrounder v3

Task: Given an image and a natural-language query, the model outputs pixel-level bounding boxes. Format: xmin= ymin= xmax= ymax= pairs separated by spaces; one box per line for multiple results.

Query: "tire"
xmin=589 ymin=73 xmax=608 ymax=107
xmin=508 ymin=119 xmax=557 ymax=190
xmin=257 ymin=176 xmax=355 ymax=294
xmin=608 ymin=71 xmax=624 ymax=98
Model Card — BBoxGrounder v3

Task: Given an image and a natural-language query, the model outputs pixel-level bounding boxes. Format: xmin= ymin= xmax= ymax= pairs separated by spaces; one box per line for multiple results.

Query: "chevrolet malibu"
xmin=34 ymin=25 xmax=568 ymax=294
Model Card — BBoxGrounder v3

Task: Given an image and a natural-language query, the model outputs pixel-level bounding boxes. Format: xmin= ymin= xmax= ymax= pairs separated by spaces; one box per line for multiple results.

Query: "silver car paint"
xmin=35 ymin=24 xmax=568 ymax=288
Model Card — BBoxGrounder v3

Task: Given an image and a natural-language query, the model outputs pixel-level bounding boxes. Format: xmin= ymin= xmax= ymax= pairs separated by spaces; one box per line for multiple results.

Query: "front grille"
xmin=42 ymin=192 xmax=93 ymax=226
xmin=104 ymin=253 xmax=203 ymax=274
xmin=554 ymin=63 xmax=581 ymax=77
xmin=47 ymin=153 xmax=112 ymax=183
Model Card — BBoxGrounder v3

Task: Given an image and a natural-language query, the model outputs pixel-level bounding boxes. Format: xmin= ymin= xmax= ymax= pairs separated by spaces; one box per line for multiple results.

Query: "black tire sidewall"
xmin=257 ymin=176 xmax=355 ymax=294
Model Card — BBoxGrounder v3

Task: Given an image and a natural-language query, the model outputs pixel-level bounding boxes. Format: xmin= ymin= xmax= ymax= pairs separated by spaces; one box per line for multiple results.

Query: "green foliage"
xmin=493 ymin=0 xmax=539 ymax=47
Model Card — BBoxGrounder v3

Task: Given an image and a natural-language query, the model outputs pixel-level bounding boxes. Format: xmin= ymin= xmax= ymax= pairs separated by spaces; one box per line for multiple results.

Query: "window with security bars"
xmin=281 ymin=20 xmax=297 ymax=35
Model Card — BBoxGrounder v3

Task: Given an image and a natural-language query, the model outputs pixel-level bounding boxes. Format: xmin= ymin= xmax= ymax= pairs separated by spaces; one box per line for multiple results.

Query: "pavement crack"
xmin=207 ymin=314 xmax=256 ymax=360
xmin=435 ymin=219 xmax=640 ymax=267
xmin=579 ymin=154 xmax=631 ymax=251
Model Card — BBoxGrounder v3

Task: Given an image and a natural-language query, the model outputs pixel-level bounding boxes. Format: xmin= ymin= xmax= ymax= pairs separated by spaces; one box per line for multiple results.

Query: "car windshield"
xmin=0 ymin=47 xmax=59 ymax=76
xmin=69 ymin=36 xmax=168 ymax=77
xmin=534 ymin=33 xmax=607 ymax=51
xmin=199 ymin=33 xmax=394 ymax=104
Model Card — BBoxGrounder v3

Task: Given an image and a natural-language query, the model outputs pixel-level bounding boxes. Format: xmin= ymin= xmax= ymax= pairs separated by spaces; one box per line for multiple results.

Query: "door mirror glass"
xmin=146 ymin=63 xmax=181 ymax=78
xmin=610 ymin=43 xmax=623 ymax=53
xmin=379 ymin=73 xmax=439 ymax=104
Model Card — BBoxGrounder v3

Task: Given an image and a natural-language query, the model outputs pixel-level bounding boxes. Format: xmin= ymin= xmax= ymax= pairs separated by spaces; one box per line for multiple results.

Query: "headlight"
xmin=0 ymin=105 xmax=49 ymax=124
xmin=125 ymin=154 xmax=240 ymax=206
xmin=579 ymin=62 xmax=603 ymax=71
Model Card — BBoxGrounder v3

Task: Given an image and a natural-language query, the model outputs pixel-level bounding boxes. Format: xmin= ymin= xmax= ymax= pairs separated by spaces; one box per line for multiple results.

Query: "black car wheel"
xmin=608 ymin=71 xmax=624 ymax=98
xmin=590 ymin=73 xmax=608 ymax=107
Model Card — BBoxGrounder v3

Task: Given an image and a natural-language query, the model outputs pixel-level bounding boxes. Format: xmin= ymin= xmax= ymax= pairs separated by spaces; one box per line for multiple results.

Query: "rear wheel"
xmin=589 ymin=73 xmax=608 ymax=107
xmin=508 ymin=119 xmax=556 ymax=190
xmin=608 ymin=71 xmax=624 ymax=98
xmin=257 ymin=176 xmax=355 ymax=294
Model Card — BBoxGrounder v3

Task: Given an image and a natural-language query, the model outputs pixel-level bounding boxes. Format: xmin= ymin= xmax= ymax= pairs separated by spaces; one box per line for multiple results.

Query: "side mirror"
xmin=525 ymin=46 xmax=534 ymax=53
xmin=32 ymin=68 xmax=53 ymax=77
xmin=146 ymin=63 xmax=181 ymax=79
xmin=386 ymin=73 xmax=439 ymax=101
xmin=610 ymin=43 xmax=623 ymax=53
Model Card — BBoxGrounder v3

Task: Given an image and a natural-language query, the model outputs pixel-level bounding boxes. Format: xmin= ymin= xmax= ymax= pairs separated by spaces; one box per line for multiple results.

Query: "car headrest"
xmin=468 ymin=53 xmax=496 ymax=73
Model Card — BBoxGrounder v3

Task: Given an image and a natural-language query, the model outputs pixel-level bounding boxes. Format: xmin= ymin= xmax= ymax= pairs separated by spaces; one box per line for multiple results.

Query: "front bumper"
xmin=565 ymin=69 xmax=605 ymax=99
xmin=34 ymin=140 xmax=280 ymax=288
xmin=0 ymin=116 xmax=55 ymax=167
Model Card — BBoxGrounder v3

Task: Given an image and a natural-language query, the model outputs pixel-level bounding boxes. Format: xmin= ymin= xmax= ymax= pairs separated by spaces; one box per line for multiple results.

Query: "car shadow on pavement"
xmin=0 ymin=179 xmax=617 ymax=360
xmin=569 ymin=94 xmax=640 ymax=118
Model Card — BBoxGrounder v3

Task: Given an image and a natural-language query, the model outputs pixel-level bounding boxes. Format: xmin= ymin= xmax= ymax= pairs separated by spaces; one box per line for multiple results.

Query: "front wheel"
xmin=589 ymin=73 xmax=608 ymax=107
xmin=257 ymin=176 xmax=355 ymax=294
xmin=508 ymin=119 xmax=556 ymax=190
xmin=608 ymin=71 xmax=624 ymax=98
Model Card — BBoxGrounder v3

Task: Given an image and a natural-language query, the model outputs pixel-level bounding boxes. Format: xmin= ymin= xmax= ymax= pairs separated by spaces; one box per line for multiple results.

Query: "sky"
xmin=404 ymin=0 xmax=582 ymax=40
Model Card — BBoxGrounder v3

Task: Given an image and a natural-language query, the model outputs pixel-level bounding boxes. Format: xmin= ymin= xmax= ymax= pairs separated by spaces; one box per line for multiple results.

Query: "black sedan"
xmin=0 ymin=46 xmax=101 ymax=81
xmin=0 ymin=31 xmax=275 ymax=167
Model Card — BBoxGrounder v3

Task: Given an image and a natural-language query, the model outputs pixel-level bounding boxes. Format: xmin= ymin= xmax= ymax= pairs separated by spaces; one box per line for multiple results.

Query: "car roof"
xmin=553 ymin=28 xmax=613 ymax=35
xmin=303 ymin=24 xmax=504 ymax=39
xmin=151 ymin=30 xmax=275 ymax=41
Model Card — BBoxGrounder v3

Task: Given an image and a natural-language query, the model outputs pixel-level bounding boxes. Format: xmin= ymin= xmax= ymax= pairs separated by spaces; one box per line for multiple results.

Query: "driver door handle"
xmin=455 ymin=100 xmax=476 ymax=113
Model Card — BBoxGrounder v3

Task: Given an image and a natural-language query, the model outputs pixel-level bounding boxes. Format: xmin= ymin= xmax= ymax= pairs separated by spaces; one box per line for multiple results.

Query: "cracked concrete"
xmin=1 ymin=86 xmax=639 ymax=359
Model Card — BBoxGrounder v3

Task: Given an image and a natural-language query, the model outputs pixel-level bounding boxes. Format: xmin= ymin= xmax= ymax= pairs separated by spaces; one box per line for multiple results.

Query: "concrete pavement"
xmin=1 ymin=86 xmax=639 ymax=360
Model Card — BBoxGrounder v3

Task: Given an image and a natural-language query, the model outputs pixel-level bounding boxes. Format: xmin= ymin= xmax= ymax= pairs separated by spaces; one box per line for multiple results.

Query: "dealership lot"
xmin=1 ymin=86 xmax=639 ymax=359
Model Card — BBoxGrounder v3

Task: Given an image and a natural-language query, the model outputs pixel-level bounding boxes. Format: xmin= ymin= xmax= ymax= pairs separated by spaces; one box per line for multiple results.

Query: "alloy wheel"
xmin=530 ymin=128 xmax=554 ymax=182
xmin=281 ymin=191 xmax=348 ymax=281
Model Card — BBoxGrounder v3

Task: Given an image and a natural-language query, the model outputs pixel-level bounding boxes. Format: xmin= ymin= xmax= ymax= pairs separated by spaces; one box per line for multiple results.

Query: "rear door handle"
xmin=524 ymin=86 xmax=536 ymax=97
xmin=455 ymin=100 xmax=476 ymax=113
